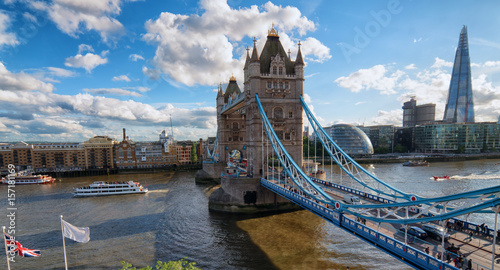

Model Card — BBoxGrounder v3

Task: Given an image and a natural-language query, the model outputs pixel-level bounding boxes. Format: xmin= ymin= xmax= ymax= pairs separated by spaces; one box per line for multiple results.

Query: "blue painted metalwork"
xmin=301 ymin=95 xmax=413 ymax=201
xmin=261 ymin=178 xmax=458 ymax=270
xmin=206 ymin=132 xmax=219 ymax=162
xmin=256 ymin=94 xmax=338 ymax=205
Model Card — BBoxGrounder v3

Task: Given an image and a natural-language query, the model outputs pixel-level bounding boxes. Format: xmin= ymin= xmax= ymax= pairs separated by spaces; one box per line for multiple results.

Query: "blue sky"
xmin=0 ymin=0 xmax=499 ymax=142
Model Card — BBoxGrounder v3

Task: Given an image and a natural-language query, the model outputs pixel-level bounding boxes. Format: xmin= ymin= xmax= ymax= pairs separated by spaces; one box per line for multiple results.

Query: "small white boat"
xmin=1 ymin=174 xmax=56 ymax=185
xmin=73 ymin=180 xmax=148 ymax=197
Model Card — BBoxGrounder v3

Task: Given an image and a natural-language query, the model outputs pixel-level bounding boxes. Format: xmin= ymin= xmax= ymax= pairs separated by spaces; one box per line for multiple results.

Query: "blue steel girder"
xmin=301 ymin=95 xmax=413 ymax=201
xmin=257 ymin=93 xmax=500 ymax=225
xmin=338 ymin=186 xmax=500 ymax=224
xmin=207 ymin=132 xmax=219 ymax=162
xmin=256 ymin=94 xmax=338 ymax=205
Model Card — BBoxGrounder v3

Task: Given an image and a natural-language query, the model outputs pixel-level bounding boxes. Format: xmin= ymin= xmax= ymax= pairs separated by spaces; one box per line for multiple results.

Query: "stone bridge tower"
xmin=215 ymin=25 xmax=304 ymax=177
xmin=207 ymin=26 xmax=304 ymax=213
xmin=244 ymin=26 xmax=304 ymax=177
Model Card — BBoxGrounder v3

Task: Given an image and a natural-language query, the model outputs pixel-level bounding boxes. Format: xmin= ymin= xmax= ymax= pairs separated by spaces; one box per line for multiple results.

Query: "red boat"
xmin=433 ymin=175 xmax=450 ymax=180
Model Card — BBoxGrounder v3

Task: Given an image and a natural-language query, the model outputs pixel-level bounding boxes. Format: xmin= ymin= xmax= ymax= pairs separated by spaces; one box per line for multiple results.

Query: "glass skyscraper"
xmin=443 ymin=26 xmax=475 ymax=123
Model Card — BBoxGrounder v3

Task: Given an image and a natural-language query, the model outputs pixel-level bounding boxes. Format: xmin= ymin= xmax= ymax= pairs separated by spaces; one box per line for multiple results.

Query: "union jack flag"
xmin=3 ymin=232 xmax=41 ymax=257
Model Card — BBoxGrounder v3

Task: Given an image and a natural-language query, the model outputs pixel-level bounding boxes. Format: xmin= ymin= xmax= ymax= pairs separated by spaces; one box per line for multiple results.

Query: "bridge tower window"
xmin=273 ymin=107 xmax=283 ymax=119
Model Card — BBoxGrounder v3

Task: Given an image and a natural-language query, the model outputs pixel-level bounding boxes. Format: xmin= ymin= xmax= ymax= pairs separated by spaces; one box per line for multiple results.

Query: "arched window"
xmin=274 ymin=107 xmax=283 ymax=119
xmin=233 ymin=122 xmax=239 ymax=130
xmin=272 ymin=66 xmax=277 ymax=75
xmin=279 ymin=66 xmax=283 ymax=75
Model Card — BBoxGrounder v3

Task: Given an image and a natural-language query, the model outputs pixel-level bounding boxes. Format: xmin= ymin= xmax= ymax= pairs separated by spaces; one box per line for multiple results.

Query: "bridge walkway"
xmin=268 ymin=176 xmax=497 ymax=270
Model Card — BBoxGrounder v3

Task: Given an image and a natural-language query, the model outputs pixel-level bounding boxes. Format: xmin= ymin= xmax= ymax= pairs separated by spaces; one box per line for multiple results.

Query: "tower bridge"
xmin=200 ymin=26 xmax=500 ymax=269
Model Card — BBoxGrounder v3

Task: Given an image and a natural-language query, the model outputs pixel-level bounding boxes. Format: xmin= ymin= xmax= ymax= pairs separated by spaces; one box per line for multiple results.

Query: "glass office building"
xmin=330 ymin=124 xmax=373 ymax=156
xmin=413 ymin=123 xmax=500 ymax=154
xmin=443 ymin=26 xmax=475 ymax=123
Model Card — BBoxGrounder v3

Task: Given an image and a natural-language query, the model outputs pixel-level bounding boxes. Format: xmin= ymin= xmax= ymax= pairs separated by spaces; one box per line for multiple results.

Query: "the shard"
xmin=443 ymin=26 xmax=475 ymax=123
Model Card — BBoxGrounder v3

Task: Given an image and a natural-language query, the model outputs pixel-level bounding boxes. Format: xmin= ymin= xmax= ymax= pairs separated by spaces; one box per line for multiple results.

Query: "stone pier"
xmin=208 ymin=177 xmax=300 ymax=213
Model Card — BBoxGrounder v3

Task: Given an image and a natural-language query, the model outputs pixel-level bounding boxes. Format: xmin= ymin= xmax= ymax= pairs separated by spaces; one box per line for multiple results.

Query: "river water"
xmin=1 ymin=159 xmax=500 ymax=270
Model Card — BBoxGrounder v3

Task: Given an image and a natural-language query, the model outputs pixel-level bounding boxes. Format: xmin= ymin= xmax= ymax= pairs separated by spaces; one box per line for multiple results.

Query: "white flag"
xmin=62 ymin=219 xmax=90 ymax=243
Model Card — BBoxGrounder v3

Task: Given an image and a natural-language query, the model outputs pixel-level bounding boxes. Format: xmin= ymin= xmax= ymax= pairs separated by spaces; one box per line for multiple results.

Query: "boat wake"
xmin=430 ymin=171 xmax=500 ymax=181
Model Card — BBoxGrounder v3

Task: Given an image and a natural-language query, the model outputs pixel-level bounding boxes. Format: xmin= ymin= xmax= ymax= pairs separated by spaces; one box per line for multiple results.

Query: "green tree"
xmin=191 ymin=142 xmax=198 ymax=164
xmin=393 ymin=145 xmax=408 ymax=153
xmin=121 ymin=259 xmax=201 ymax=270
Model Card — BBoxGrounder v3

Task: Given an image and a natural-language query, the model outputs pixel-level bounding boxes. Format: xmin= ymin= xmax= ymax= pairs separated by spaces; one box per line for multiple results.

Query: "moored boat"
xmin=73 ymin=180 xmax=148 ymax=197
xmin=402 ymin=161 xmax=429 ymax=167
xmin=1 ymin=174 xmax=55 ymax=185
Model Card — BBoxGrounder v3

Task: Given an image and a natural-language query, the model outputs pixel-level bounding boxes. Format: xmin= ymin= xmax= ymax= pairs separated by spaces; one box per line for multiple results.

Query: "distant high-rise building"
xmin=443 ymin=26 xmax=475 ymax=123
xmin=402 ymin=98 xmax=436 ymax=127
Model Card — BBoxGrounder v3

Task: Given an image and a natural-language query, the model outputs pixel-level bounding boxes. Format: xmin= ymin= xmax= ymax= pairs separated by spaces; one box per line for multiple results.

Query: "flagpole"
xmin=60 ymin=215 xmax=68 ymax=270
xmin=2 ymin=226 xmax=11 ymax=270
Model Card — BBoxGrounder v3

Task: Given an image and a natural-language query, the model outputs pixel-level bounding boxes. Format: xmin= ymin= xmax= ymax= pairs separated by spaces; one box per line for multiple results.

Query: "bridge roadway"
xmin=320 ymin=182 xmax=500 ymax=270
xmin=264 ymin=177 xmax=499 ymax=270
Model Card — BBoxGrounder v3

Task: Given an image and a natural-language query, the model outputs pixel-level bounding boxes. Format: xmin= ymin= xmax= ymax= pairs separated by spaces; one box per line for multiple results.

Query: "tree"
xmin=191 ymin=142 xmax=198 ymax=164
xmin=121 ymin=259 xmax=201 ymax=270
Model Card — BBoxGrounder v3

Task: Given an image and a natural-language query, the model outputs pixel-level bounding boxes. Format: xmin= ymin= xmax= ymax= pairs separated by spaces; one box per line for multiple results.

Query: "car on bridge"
xmin=399 ymin=226 xmax=428 ymax=239
xmin=420 ymin=224 xmax=450 ymax=241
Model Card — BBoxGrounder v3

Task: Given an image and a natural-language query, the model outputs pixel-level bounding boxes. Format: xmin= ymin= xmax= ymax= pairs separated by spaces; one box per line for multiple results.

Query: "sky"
xmin=0 ymin=0 xmax=499 ymax=142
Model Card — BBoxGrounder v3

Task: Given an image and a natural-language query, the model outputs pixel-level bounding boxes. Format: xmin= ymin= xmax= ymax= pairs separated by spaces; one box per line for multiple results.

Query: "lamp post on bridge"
xmin=492 ymin=206 xmax=500 ymax=270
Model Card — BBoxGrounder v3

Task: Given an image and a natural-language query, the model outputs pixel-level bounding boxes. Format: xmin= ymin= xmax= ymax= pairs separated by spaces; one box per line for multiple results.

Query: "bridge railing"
xmin=312 ymin=176 xmax=500 ymax=240
xmin=261 ymin=178 xmax=459 ymax=270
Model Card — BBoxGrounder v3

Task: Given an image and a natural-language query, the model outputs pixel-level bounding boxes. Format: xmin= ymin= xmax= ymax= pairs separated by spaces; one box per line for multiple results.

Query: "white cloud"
xmin=431 ymin=57 xmax=453 ymax=69
xmin=84 ymin=87 xmax=142 ymax=97
xmin=405 ymin=64 xmax=417 ymax=70
xmin=65 ymin=48 xmax=108 ymax=72
xmin=31 ymin=0 xmax=125 ymax=42
xmin=0 ymin=88 xmax=216 ymax=140
xmin=129 ymin=54 xmax=144 ymax=61
xmin=367 ymin=110 xmax=402 ymax=126
xmin=0 ymin=11 xmax=19 ymax=47
xmin=0 ymin=62 xmax=54 ymax=92
xmin=334 ymin=65 xmax=403 ymax=95
xmin=78 ymin=44 xmax=94 ymax=54
xmin=142 ymin=0 xmax=329 ymax=86
xmin=47 ymin=67 xmax=76 ymax=77
xmin=112 ymin=75 xmax=131 ymax=82
xmin=484 ymin=61 xmax=500 ymax=67
xmin=342 ymin=58 xmax=500 ymax=126
xmin=413 ymin=38 xmax=422 ymax=43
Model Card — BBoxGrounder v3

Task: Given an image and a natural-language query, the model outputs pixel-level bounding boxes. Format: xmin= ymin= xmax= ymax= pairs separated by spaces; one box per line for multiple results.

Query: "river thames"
xmin=1 ymin=159 xmax=500 ymax=269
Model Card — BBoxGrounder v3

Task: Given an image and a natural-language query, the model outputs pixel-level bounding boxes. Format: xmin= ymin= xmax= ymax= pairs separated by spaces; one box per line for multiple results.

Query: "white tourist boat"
xmin=73 ymin=180 xmax=148 ymax=197
xmin=1 ymin=174 xmax=56 ymax=185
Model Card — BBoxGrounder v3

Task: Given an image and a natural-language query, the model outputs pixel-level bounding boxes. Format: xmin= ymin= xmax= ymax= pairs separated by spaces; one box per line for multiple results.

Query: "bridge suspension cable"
xmin=256 ymin=94 xmax=338 ymax=205
xmin=206 ymin=132 xmax=219 ymax=162
xmin=300 ymin=95 xmax=413 ymax=201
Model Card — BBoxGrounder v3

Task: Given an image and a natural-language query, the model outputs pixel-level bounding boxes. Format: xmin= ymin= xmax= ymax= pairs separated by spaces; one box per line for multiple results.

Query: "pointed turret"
xmin=217 ymin=83 xmax=223 ymax=97
xmin=250 ymin=37 xmax=259 ymax=62
xmin=244 ymin=46 xmax=251 ymax=69
xmin=259 ymin=25 xmax=294 ymax=75
xmin=224 ymin=76 xmax=241 ymax=103
xmin=295 ymin=41 xmax=304 ymax=66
